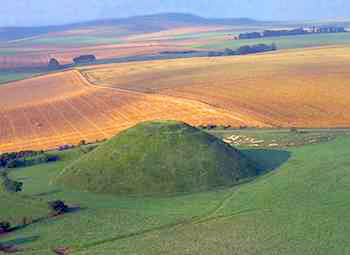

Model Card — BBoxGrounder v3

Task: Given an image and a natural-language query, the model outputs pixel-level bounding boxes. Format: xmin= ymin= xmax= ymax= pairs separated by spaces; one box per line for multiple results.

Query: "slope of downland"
xmin=54 ymin=121 xmax=257 ymax=195
xmin=70 ymin=135 xmax=350 ymax=255
xmin=84 ymin=46 xmax=350 ymax=128
xmin=0 ymin=180 xmax=50 ymax=227
xmin=1 ymin=132 xmax=348 ymax=254
xmin=0 ymin=70 xmax=256 ymax=153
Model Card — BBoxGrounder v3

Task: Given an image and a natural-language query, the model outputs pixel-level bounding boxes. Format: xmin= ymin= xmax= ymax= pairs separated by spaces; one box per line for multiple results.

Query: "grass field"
xmin=0 ymin=71 xmax=40 ymax=84
xmin=1 ymin=130 xmax=350 ymax=254
xmin=195 ymin=32 xmax=350 ymax=49
xmin=207 ymin=128 xmax=350 ymax=148
xmin=27 ymin=36 xmax=122 ymax=46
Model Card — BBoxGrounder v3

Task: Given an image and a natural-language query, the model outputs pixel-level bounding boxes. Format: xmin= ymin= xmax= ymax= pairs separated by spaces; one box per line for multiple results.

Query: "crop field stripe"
xmin=79 ymin=69 xmax=257 ymax=125
xmin=72 ymin=72 xmax=138 ymax=131
xmin=71 ymin=74 xmax=130 ymax=124
xmin=62 ymin=96 xmax=109 ymax=138
xmin=0 ymin=108 xmax=13 ymax=145
xmin=72 ymin=80 xmax=132 ymax=128
xmin=47 ymin=100 xmax=85 ymax=138
xmin=1 ymin=107 xmax=18 ymax=146
xmin=32 ymin=104 xmax=67 ymax=145
xmin=80 ymin=92 xmax=130 ymax=124
xmin=72 ymin=95 xmax=119 ymax=136
xmin=21 ymin=107 xmax=44 ymax=149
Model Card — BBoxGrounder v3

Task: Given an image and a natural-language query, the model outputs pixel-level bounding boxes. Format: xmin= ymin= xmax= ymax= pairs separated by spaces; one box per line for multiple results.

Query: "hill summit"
xmin=54 ymin=121 xmax=257 ymax=195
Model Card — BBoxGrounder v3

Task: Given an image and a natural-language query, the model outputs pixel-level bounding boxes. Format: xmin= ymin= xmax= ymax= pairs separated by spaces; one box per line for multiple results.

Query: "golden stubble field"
xmin=0 ymin=70 xmax=256 ymax=153
xmin=84 ymin=46 xmax=350 ymax=128
xmin=3 ymin=46 xmax=350 ymax=152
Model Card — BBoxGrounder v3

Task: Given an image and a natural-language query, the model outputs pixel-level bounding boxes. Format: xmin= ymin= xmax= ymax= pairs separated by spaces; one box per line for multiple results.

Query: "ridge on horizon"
xmin=0 ymin=12 xmax=260 ymax=29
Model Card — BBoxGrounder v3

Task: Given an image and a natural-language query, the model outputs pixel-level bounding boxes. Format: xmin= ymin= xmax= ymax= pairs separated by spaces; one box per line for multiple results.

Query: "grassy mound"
xmin=54 ymin=121 xmax=257 ymax=195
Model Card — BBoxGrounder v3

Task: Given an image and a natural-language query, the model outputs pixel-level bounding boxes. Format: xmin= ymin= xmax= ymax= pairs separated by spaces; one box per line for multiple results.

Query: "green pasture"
xmin=1 ymin=130 xmax=350 ymax=254
xmin=0 ymin=71 xmax=40 ymax=84
xmin=27 ymin=36 xmax=122 ymax=46
xmin=195 ymin=32 xmax=350 ymax=49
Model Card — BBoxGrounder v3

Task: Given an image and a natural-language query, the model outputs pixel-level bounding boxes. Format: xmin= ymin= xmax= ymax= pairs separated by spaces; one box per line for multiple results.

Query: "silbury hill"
xmin=54 ymin=121 xmax=257 ymax=195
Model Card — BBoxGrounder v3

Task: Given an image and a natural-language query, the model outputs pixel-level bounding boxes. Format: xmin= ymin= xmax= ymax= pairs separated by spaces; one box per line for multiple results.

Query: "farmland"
xmin=2 ymin=10 xmax=350 ymax=255
xmin=0 ymin=70 xmax=41 ymax=84
xmin=2 ymin=46 xmax=350 ymax=152
xmin=196 ymin=32 xmax=350 ymax=50
xmin=2 ymin=14 xmax=350 ymax=74
xmin=84 ymin=45 xmax=350 ymax=128
xmin=0 ymin=70 xmax=259 ymax=153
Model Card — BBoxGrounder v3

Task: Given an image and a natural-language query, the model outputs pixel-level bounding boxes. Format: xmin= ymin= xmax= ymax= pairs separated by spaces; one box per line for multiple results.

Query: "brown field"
xmin=0 ymin=23 xmax=231 ymax=70
xmin=0 ymin=41 xmax=208 ymax=69
xmin=0 ymin=70 xmax=258 ymax=153
xmin=0 ymin=44 xmax=184 ymax=69
xmin=3 ymin=46 xmax=350 ymax=152
xmin=84 ymin=46 xmax=350 ymax=128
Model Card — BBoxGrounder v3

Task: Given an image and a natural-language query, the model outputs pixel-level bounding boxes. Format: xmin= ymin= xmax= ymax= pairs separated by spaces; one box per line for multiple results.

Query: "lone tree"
xmin=48 ymin=58 xmax=61 ymax=70
xmin=48 ymin=200 xmax=69 ymax=216
xmin=0 ymin=221 xmax=10 ymax=234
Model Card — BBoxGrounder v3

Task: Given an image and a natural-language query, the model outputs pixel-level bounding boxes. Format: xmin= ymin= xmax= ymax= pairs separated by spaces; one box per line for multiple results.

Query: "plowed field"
xmin=0 ymin=70 xmax=258 ymax=153
xmin=84 ymin=46 xmax=350 ymax=128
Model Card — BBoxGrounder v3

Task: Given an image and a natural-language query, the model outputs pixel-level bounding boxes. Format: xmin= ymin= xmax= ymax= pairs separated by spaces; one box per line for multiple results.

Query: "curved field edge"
xmin=0 ymin=69 xmax=263 ymax=153
xmin=82 ymin=45 xmax=350 ymax=129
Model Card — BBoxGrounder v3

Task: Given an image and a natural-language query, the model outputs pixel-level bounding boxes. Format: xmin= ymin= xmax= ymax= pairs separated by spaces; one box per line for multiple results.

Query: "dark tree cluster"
xmin=235 ymin=43 xmax=277 ymax=55
xmin=0 ymin=221 xmax=10 ymax=234
xmin=73 ymin=55 xmax=96 ymax=64
xmin=263 ymin=28 xmax=308 ymax=37
xmin=238 ymin=26 xmax=346 ymax=40
xmin=238 ymin=32 xmax=263 ymax=39
xmin=0 ymin=151 xmax=59 ymax=169
xmin=208 ymin=43 xmax=277 ymax=57
xmin=48 ymin=200 xmax=69 ymax=216
xmin=48 ymin=58 xmax=61 ymax=70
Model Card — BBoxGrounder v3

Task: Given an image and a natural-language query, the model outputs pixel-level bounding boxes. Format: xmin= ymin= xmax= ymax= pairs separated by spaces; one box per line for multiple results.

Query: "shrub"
xmin=48 ymin=200 xmax=69 ymax=216
xmin=79 ymin=140 xmax=86 ymax=146
xmin=0 ymin=172 xmax=23 ymax=192
xmin=0 ymin=221 xmax=11 ymax=233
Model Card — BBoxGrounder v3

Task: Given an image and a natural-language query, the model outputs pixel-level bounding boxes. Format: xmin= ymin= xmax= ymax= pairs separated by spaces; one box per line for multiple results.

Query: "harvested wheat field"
xmin=84 ymin=46 xmax=350 ymax=128
xmin=0 ymin=70 xmax=258 ymax=153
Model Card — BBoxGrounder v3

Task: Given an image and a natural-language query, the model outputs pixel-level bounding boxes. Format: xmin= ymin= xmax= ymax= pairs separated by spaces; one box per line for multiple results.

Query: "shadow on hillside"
xmin=11 ymin=206 xmax=86 ymax=233
xmin=0 ymin=235 xmax=39 ymax=253
xmin=11 ymin=217 xmax=50 ymax=232
xmin=0 ymin=235 xmax=39 ymax=247
xmin=35 ymin=189 xmax=62 ymax=197
xmin=242 ymin=149 xmax=291 ymax=174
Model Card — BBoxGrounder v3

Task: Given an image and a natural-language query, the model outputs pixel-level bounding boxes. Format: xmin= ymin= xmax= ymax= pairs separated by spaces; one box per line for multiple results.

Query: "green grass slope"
xmin=0 ymin=174 xmax=49 ymax=227
xmin=0 ymin=193 xmax=49 ymax=226
xmin=72 ymin=135 xmax=350 ymax=255
xmin=54 ymin=121 xmax=256 ymax=195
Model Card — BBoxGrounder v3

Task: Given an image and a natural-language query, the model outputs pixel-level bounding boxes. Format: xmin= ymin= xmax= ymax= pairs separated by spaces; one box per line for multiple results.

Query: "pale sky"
xmin=1 ymin=0 xmax=350 ymax=26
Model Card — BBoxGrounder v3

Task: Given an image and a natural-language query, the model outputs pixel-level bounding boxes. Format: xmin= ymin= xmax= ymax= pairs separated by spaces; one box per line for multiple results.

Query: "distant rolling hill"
xmin=0 ymin=13 xmax=259 ymax=42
